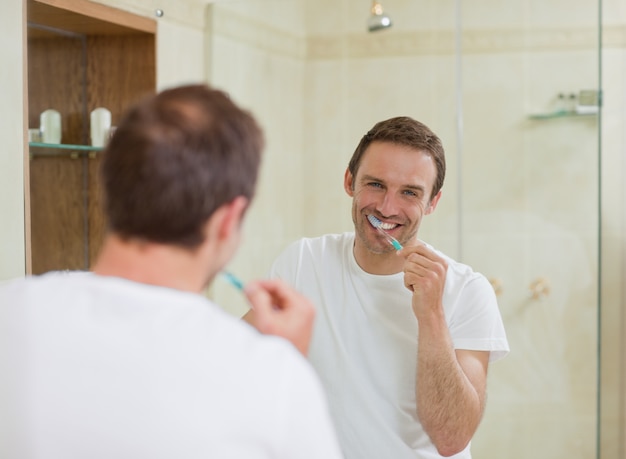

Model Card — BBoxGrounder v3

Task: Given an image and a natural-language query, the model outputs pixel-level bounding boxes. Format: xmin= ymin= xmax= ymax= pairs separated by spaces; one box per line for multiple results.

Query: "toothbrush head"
xmin=367 ymin=214 xmax=383 ymax=228
xmin=366 ymin=214 xmax=403 ymax=250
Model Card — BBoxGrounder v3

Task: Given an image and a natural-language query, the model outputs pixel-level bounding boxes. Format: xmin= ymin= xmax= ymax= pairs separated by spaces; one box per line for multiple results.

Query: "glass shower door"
xmin=456 ymin=2 xmax=602 ymax=457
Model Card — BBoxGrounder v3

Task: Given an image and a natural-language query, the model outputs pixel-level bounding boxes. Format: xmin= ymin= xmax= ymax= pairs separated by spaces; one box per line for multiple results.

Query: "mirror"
xmin=206 ymin=1 xmax=614 ymax=457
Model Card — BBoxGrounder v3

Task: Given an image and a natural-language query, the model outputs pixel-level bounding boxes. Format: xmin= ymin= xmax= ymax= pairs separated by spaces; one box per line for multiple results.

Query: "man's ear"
xmin=211 ymin=196 xmax=249 ymax=242
xmin=425 ymin=191 xmax=442 ymax=215
xmin=344 ymin=168 xmax=355 ymax=197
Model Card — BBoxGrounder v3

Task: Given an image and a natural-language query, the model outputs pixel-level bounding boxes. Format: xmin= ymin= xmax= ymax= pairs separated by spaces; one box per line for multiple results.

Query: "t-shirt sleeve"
xmin=448 ymin=274 xmax=510 ymax=362
xmin=268 ymin=240 xmax=303 ymax=284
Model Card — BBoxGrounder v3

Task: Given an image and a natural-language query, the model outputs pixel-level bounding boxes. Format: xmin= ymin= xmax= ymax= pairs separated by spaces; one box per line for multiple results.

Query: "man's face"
xmin=345 ymin=141 xmax=441 ymax=254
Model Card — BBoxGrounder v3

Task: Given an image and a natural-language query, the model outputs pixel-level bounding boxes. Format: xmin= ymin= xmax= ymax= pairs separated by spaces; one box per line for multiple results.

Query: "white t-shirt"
xmin=0 ymin=271 xmax=343 ymax=459
xmin=270 ymin=233 xmax=509 ymax=459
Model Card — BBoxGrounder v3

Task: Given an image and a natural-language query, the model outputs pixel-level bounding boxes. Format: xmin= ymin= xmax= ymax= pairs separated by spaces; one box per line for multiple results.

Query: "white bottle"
xmin=40 ymin=109 xmax=62 ymax=144
xmin=90 ymin=107 xmax=112 ymax=147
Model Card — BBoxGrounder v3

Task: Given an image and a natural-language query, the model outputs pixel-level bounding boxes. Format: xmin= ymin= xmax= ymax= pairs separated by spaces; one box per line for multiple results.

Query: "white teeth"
xmin=367 ymin=214 xmax=397 ymax=230
xmin=379 ymin=221 xmax=396 ymax=230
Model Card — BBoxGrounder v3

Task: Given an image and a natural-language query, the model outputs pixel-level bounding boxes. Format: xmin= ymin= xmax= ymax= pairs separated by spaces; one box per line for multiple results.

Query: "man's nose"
xmin=377 ymin=191 xmax=400 ymax=217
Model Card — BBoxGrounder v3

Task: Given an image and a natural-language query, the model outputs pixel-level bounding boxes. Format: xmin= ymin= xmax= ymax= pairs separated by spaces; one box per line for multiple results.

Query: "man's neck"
xmin=92 ymin=234 xmax=213 ymax=293
xmin=352 ymin=238 xmax=405 ymax=276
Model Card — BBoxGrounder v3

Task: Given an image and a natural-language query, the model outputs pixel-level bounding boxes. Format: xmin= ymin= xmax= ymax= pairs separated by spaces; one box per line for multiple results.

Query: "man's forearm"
xmin=415 ymin=315 xmax=485 ymax=457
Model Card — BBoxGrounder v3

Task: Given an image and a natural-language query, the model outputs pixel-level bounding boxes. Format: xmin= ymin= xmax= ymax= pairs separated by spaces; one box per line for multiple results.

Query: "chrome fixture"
xmin=529 ymin=277 xmax=550 ymax=300
xmin=488 ymin=277 xmax=503 ymax=297
xmin=367 ymin=1 xmax=392 ymax=32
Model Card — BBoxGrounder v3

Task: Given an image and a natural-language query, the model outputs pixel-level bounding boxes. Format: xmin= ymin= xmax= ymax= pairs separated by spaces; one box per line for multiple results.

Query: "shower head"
xmin=367 ymin=1 xmax=392 ymax=32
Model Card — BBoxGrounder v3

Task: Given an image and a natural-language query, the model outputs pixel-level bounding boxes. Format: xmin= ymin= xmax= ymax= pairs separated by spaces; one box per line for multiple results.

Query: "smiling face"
xmin=345 ymin=141 xmax=441 ymax=271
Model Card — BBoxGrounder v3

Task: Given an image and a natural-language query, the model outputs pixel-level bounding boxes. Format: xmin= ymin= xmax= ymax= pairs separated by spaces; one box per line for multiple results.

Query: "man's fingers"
xmin=244 ymin=281 xmax=273 ymax=313
xmin=252 ymin=279 xmax=302 ymax=310
xmin=241 ymin=279 xmax=314 ymax=356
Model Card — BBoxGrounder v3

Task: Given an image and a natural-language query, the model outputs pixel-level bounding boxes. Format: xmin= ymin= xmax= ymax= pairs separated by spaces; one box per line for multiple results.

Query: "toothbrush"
xmin=221 ymin=271 xmax=245 ymax=291
xmin=221 ymin=271 xmax=258 ymax=311
xmin=367 ymin=214 xmax=403 ymax=251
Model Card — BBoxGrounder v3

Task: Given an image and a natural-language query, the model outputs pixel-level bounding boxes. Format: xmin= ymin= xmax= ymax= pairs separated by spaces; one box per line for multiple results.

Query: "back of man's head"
xmin=100 ymin=84 xmax=264 ymax=249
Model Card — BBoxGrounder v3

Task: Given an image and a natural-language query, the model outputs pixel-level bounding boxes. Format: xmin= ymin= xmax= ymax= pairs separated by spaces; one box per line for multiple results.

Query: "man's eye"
xmin=368 ymin=182 xmax=383 ymax=188
xmin=403 ymin=190 xmax=418 ymax=197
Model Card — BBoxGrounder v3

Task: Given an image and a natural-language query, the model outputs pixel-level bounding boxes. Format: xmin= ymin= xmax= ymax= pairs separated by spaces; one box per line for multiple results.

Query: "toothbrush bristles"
xmin=368 ymin=214 xmax=403 ymax=250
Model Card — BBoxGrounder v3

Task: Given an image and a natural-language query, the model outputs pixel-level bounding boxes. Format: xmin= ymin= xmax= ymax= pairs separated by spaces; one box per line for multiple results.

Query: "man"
xmin=0 ymin=85 xmax=342 ymax=458
xmin=246 ymin=116 xmax=509 ymax=458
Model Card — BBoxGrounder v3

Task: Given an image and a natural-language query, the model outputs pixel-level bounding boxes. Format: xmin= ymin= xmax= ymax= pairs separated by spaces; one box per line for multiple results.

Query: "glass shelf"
xmin=528 ymin=109 xmax=598 ymax=120
xmin=29 ymin=142 xmax=103 ymax=151
xmin=29 ymin=142 xmax=104 ymax=158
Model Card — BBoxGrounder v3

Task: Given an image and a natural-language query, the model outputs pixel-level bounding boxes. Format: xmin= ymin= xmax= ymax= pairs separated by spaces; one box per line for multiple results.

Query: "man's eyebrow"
xmin=360 ymin=174 xmax=382 ymax=182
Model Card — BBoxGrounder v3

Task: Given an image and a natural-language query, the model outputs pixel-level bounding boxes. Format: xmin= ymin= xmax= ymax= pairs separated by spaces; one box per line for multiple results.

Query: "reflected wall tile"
xmin=475 ymin=410 xmax=596 ymax=458
xmin=212 ymin=3 xmax=306 ymax=55
xmin=156 ymin=21 xmax=204 ymax=88
xmin=210 ymin=24 xmax=307 ymax=308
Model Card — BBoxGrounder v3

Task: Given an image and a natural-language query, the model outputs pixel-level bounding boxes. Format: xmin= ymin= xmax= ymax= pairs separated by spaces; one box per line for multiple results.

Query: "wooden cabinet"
xmin=26 ymin=0 xmax=156 ymax=274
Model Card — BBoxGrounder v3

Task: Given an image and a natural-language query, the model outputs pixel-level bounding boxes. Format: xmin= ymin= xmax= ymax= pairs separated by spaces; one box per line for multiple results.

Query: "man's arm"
xmin=400 ymin=244 xmax=489 ymax=456
xmin=416 ymin=324 xmax=489 ymax=456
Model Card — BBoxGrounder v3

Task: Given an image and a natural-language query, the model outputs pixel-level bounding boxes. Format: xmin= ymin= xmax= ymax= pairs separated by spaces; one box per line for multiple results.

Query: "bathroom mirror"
xmin=206 ymin=1 xmax=619 ymax=457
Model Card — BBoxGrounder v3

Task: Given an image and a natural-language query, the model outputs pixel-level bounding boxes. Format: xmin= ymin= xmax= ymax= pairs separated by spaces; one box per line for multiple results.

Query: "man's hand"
xmin=398 ymin=244 xmax=448 ymax=319
xmin=242 ymin=279 xmax=315 ymax=356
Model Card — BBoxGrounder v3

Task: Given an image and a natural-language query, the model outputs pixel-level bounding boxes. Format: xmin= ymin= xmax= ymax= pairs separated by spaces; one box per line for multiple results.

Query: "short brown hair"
xmin=101 ymin=84 xmax=264 ymax=249
xmin=348 ymin=116 xmax=446 ymax=200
